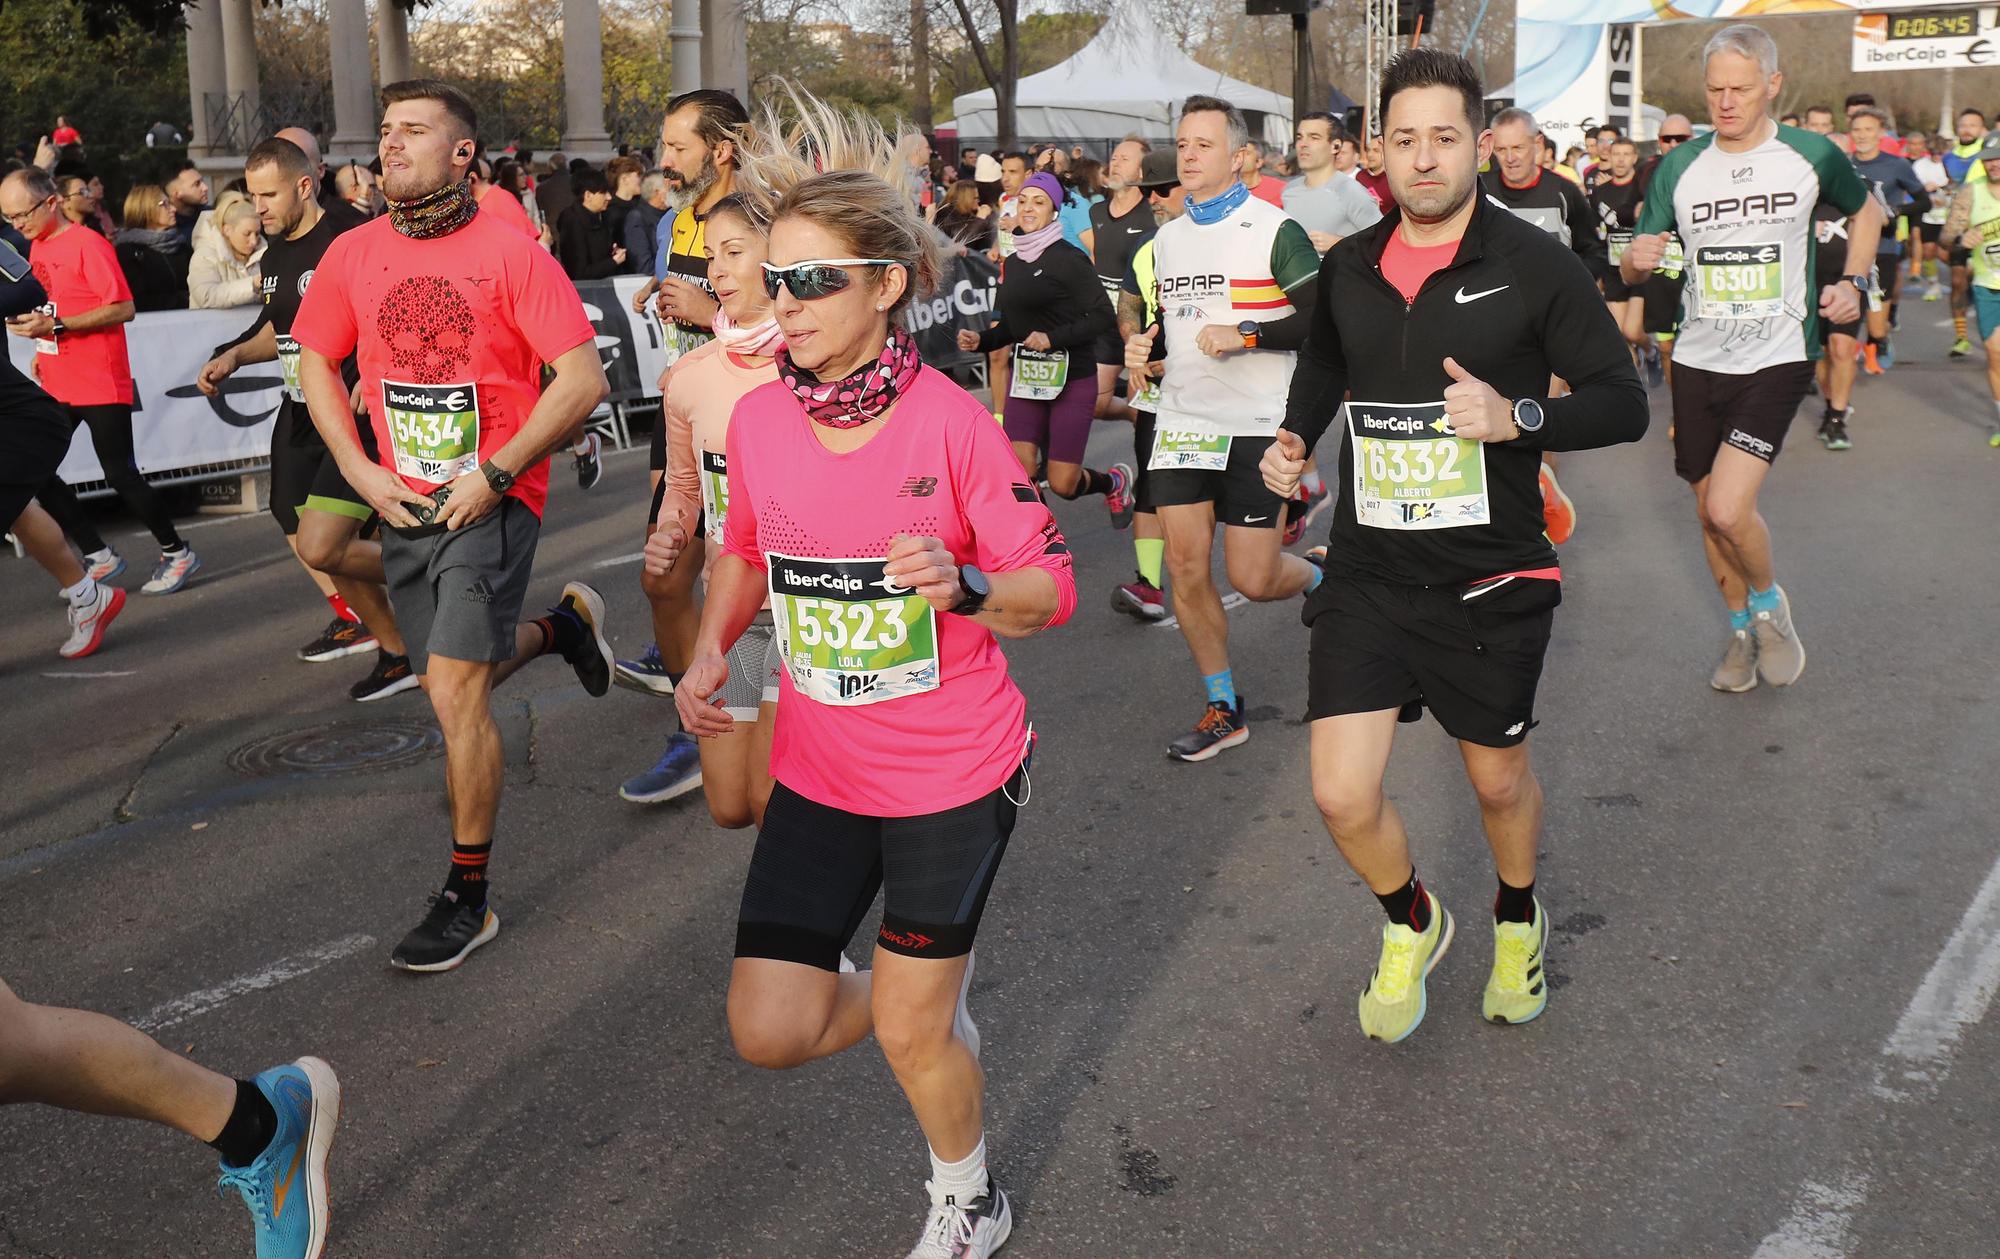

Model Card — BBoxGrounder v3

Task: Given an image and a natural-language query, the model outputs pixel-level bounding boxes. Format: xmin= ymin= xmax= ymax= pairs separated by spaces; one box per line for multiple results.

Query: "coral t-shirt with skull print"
xmin=290 ymin=205 xmax=596 ymax=517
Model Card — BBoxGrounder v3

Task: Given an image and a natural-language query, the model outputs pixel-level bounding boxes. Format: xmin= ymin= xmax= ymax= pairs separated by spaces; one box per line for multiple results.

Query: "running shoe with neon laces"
xmin=1103 ymin=462 xmax=1136 ymax=529
xmin=297 ymin=617 xmax=377 ymax=663
xmin=1538 ymin=464 xmax=1577 ymax=545
xmin=58 ymin=584 xmax=125 ymax=659
xmin=573 ymin=429 xmax=603 ymax=490
xmin=348 ymin=651 xmax=418 ymax=702
xmin=390 ymin=891 xmax=499 ymax=972
xmin=1710 ymin=628 xmax=1759 ymax=693
xmin=619 ymin=731 xmax=704 ymax=803
xmin=553 ymin=581 xmax=613 ymax=697
xmin=141 ymin=546 xmax=201 ymax=594
xmin=1951 ymin=337 xmax=1973 ymax=358
xmin=904 ymin=1179 xmax=1013 ymax=1259
xmin=84 ymin=548 xmax=125 ymax=584
xmin=1110 ymin=575 xmax=1168 ymax=621
xmin=1357 ymin=889 xmax=1454 ymax=1044
xmin=613 ymin=641 xmax=677 ymax=696
xmin=1483 ymin=898 xmax=1549 ymax=1025
xmin=215 ymin=1056 xmax=340 ymax=1259
xmin=1167 ymin=697 xmax=1247 ymax=762
xmin=1751 ymin=584 xmax=1805 ymax=687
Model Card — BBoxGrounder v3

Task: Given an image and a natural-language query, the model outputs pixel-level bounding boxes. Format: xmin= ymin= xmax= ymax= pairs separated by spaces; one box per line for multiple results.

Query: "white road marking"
xmin=1153 ymin=590 xmax=1247 ymax=630
xmin=133 ymin=933 xmax=376 ymax=1032
xmin=1752 ymin=851 xmax=2000 ymax=1256
xmin=593 ymin=550 xmax=646 ymax=569
xmin=41 ymin=670 xmax=139 ymax=678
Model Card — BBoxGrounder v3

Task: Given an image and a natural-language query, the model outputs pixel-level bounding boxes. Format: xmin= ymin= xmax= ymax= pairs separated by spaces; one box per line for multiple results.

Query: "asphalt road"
xmin=3 ymin=309 xmax=1997 ymax=1259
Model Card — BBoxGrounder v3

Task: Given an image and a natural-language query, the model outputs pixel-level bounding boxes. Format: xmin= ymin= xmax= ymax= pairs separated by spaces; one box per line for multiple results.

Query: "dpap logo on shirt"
xmin=1690 ymin=192 xmax=1798 ymax=224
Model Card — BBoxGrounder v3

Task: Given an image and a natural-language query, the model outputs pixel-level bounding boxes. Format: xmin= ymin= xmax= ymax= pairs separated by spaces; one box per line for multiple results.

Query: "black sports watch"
xmin=479 ymin=459 xmax=516 ymax=494
xmin=1843 ymin=275 xmax=1873 ymax=310
xmin=1237 ymin=320 xmax=1260 ymax=349
xmin=1511 ymin=397 xmax=1546 ymax=435
xmin=50 ymin=317 xmax=66 ymax=337
xmin=950 ymin=564 xmax=990 ymax=616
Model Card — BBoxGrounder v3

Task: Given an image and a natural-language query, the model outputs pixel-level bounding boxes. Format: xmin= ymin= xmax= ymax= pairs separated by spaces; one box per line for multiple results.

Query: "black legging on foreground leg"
xmin=36 ymin=404 xmax=183 ymax=553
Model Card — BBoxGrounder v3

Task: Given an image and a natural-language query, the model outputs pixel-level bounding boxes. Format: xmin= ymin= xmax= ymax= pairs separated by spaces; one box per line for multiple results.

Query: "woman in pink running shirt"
xmin=674 ymin=161 xmax=1074 ymax=1258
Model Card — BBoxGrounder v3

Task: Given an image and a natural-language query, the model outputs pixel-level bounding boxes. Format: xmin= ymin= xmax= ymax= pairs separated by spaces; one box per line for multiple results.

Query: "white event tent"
xmin=945 ymin=19 xmax=1294 ymax=149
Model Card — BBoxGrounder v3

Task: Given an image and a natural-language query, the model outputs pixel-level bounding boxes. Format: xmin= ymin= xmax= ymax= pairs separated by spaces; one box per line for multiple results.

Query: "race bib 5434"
xmin=382 ymin=380 xmax=481 ymax=483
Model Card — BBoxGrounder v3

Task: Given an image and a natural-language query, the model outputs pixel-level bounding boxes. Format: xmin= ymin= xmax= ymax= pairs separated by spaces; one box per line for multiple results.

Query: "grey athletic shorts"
xmin=381 ymin=497 xmax=540 ymax=675
xmin=719 ymin=615 xmax=783 ymax=720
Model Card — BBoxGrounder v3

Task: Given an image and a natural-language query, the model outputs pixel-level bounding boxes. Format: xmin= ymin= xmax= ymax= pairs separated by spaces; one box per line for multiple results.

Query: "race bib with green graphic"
xmin=662 ymin=320 xmax=714 ymax=369
xmin=277 ymin=335 xmax=304 ymax=403
xmin=1973 ymin=219 xmax=2000 ymax=288
xmin=1660 ymin=234 xmax=1686 ymax=278
xmin=1130 ymin=375 xmax=1161 ymax=413
xmin=1606 ymin=230 xmax=1633 ymax=266
xmin=1149 ymin=423 xmax=1232 ymax=471
xmin=1009 ymin=346 xmax=1069 ymax=400
xmin=767 ymin=554 xmax=941 ymax=707
xmin=1347 ymin=400 xmax=1489 ymax=531
xmin=381 ymin=380 xmax=480 ymax=484
xmin=1695 ymin=242 xmax=1784 ymax=320
xmin=700 ymin=448 xmax=728 ymax=543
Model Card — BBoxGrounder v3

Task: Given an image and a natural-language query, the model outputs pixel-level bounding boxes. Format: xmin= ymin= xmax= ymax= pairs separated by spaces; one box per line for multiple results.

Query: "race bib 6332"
xmin=1346 ymin=400 xmax=1489 ymax=531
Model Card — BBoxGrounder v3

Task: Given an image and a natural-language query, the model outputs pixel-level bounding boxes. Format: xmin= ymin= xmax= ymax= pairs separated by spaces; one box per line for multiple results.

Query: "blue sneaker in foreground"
xmin=613 ymin=642 xmax=677 ymax=696
xmin=217 ymin=1057 xmax=340 ymax=1259
xmin=619 ymin=731 xmax=705 ymax=803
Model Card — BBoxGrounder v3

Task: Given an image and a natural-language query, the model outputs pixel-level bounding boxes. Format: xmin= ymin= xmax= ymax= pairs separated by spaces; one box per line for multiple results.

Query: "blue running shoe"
xmin=217 ymin=1057 xmax=340 ymax=1259
xmin=613 ymin=642 xmax=677 ymax=697
xmin=1877 ymin=341 xmax=1895 ymax=369
xmin=619 ymin=731 xmax=704 ymax=803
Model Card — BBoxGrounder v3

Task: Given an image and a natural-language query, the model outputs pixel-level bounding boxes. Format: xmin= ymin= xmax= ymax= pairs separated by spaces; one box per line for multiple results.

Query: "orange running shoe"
xmin=1862 ymin=343 xmax=1883 ymax=375
xmin=1539 ymin=462 xmax=1577 ymax=545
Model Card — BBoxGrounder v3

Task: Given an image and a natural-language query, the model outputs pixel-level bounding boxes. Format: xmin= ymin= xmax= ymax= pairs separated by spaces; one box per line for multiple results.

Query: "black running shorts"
xmin=1129 ymin=409 xmax=1157 ymax=514
xmin=1917 ymin=221 xmax=1941 ymax=245
xmin=1149 ymin=432 xmax=1283 ymax=529
xmin=1951 ymin=245 xmax=1972 ymax=268
xmin=1669 ymin=361 xmax=1814 ymax=483
xmin=268 ymin=403 xmax=374 ymax=537
xmin=1643 ymin=272 xmax=1684 ymax=337
xmin=734 ymin=753 xmax=1030 ymax=970
xmin=1304 ymin=575 xmax=1559 ymax=748
xmin=1092 ymin=329 xmax=1126 ymax=369
xmin=1602 ymin=271 xmax=1639 ymax=303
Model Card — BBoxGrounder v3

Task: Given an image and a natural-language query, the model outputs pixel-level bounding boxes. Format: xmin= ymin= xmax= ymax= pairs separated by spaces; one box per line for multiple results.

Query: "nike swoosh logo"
xmin=1455 ymin=285 xmax=1509 ymax=304
xmin=1243 ymin=515 xmax=1271 ymax=523
xmin=1127 ymin=227 xmax=1145 ymax=234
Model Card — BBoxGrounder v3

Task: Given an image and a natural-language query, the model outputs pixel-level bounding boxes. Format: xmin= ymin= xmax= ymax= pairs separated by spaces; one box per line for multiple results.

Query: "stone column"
xmin=560 ymin=0 xmax=613 ymax=157
xmin=669 ymin=0 xmax=702 ymax=95
xmin=699 ymin=0 xmax=747 ymax=103
xmin=219 ymin=0 xmax=261 ymax=150
xmin=328 ymin=0 xmax=376 ymax=158
xmin=377 ymin=0 xmax=413 ymax=86
xmin=184 ymin=0 xmax=227 ymax=157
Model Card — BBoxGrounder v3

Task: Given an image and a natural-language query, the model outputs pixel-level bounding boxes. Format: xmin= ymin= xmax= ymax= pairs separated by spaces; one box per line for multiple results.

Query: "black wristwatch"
xmin=49 ymin=317 xmax=66 ymax=337
xmin=950 ymin=564 xmax=990 ymax=616
xmin=1843 ymin=275 xmax=1873 ymax=310
xmin=1511 ymin=397 xmax=1546 ymax=435
xmin=479 ymin=459 xmax=516 ymax=494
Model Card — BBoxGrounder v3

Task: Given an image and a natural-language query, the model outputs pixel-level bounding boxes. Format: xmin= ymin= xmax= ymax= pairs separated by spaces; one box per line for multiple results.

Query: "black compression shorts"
xmin=1643 ymin=272 xmax=1684 ymax=337
xmin=735 ymin=755 xmax=1030 ymax=969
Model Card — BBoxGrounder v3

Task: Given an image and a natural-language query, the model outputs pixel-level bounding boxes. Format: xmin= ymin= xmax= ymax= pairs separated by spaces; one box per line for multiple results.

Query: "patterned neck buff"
xmin=387 ymin=178 xmax=478 ymax=240
xmin=1185 ymin=180 xmax=1250 ymax=225
xmin=712 ymin=306 xmax=785 ymax=357
xmin=778 ymin=324 xmax=922 ymax=429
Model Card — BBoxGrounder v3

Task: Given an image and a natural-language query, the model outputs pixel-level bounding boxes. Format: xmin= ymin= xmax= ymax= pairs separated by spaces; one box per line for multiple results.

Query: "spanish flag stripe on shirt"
xmin=1230 ymin=277 xmax=1288 ymax=310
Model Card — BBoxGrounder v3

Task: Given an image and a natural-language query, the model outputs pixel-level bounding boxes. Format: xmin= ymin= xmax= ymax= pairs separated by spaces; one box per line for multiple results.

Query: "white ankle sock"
xmin=85 ymin=547 xmax=114 ymax=564
xmin=929 ymin=1136 xmax=988 ymax=1201
xmin=62 ymin=577 xmax=96 ymax=609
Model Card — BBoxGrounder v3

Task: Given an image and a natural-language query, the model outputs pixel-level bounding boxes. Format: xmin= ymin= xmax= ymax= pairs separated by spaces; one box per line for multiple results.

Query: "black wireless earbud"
xmin=457 ymin=146 xmax=472 ymax=160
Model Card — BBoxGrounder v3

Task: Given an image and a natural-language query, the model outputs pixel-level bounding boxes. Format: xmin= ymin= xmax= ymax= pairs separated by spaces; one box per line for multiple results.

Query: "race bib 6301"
xmin=768 ymin=554 xmax=940 ymax=707
xmin=1695 ymin=242 xmax=1784 ymax=320
xmin=1347 ymin=400 xmax=1489 ymax=531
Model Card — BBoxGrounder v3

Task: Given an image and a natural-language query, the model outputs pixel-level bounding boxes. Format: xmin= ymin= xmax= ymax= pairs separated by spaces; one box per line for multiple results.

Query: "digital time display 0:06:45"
xmin=1889 ymin=13 xmax=1975 ymax=39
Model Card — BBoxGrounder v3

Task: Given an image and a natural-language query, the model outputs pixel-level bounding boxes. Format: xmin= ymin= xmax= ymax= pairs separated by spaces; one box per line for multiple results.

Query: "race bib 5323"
xmin=381 ymin=380 xmax=480 ymax=484
xmin=767 ymin=554 xmax=940 ymax=707
xmin=1347 ymin=400 xmax=1489 ymax=531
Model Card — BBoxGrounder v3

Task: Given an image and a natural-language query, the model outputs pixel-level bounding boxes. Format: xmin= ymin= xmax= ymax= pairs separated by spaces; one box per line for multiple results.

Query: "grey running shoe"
xmin=1751 ymin=585 xmax=1805 ymax=687
xmin=1711 ymin=628 xmax=1759 ymax=693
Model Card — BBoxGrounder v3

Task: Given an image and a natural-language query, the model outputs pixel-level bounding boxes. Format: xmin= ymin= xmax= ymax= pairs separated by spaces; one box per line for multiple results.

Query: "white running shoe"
xmin=59 ymin=584 xmax=126 ymax=658
xmin=904 ymin=1179 xmax=1012 ymax=1259
xmin=141 ymin=547 xmax=201 ymax=595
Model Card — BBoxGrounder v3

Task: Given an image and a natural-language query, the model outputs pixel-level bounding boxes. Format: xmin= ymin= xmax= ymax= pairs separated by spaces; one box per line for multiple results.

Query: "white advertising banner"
xmin=1853 ymin=7 xmax=2000 ymax=71
xmin=6 ymin=303 xmax=279 ymax=485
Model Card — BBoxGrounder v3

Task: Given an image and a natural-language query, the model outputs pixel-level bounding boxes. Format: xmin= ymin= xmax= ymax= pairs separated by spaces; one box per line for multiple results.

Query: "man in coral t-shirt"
xmin=1 ymin=165 xmax=199 ymax=594
xmin=292 ymin=78 xmax=614 ymax=975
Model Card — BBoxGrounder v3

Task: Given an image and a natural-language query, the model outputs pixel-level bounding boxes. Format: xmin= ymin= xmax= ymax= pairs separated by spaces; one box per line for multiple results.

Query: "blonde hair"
xmin=746 ymin=82 xmax=939 ymax=313
xmin=215 ymin=190 xmax=258 ymax=228
xmin=123 ymin=183 xmax=168 ymax=230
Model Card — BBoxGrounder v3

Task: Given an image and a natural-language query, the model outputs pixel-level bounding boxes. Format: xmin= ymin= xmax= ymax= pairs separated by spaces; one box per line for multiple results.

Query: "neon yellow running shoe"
xmin=1357 ymin=890 xmax=1454 ymax=1043
xmin=1483 ymin=898 xmax=1550 ymax=1025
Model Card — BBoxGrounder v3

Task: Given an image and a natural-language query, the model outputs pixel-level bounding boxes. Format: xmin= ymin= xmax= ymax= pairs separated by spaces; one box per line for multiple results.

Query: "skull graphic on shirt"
xmin=375 ymin=275 xmax=476 ymax=384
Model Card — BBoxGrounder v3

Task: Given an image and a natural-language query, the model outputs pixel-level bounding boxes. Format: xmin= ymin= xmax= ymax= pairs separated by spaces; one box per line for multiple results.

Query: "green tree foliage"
xmin=0 ymin=0 xmax=190 ymax=185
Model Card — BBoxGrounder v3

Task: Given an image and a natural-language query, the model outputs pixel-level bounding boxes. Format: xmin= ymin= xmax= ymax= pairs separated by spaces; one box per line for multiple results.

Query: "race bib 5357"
xmin=1009 ymin=345 xmax=1069 ymax=400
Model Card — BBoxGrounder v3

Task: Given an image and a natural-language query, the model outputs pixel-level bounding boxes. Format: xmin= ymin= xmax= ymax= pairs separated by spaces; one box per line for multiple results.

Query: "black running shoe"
xmin=1168 ymin=697 xmax=1248 ymax=762
xmin=349 ymin=651 xmax=420 ymax=702
xmin=390 ymin=892 xmax=499 ymax=973
xmin=298 ymin=617 xmax=377 ymax=663
xmin=573 ymin=430 xmax=603 ymax=490
xmin=553 ymin=581 xmax=613 ymax=697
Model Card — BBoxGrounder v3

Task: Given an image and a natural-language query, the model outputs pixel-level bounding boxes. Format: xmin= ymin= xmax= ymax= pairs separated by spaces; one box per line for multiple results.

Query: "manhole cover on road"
xmin=226 ymin=719 xmax=444 ymax=778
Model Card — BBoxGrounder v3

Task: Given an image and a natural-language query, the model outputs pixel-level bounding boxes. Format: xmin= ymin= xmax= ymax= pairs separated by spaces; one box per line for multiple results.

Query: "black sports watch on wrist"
xmin=1511 ymin=397 xmax=1546 ymax=435
xmin=1843 ymin=275 xmax=1873 ymax=310
xmin=950 ymin=564 xmax=990 ymax=616
xmin=479 ymin=460 xmax=516 ymax=494
xmin=50 ymin=317 xmax=66 ymax=337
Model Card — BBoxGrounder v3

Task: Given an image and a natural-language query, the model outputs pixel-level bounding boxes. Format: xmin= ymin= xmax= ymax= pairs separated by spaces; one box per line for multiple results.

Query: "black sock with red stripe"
xmin=1495 ymin=878 xmax=1536 ymax=924
xmin=444 ymin=842 xmax=490 ymax=911
xmin=1375 ymin=869 xmax=1431 ymax=933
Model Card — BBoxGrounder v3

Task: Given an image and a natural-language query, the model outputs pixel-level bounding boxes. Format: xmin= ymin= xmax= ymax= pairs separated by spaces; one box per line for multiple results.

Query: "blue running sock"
xmin=1202 ymin=669 xmax=1235 ymax=707
xmin=1304 ymin=563 xmax=1323 ymax=594
xmin=1747 ymin=585 xmax=1781 ymax=615
xmin=1730 ymin=608 xmax=1753 ymax=632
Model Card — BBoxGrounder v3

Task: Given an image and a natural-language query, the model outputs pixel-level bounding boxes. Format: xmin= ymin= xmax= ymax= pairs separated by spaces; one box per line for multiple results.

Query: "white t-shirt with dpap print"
xmin=1638 ymin=123 xmax=1870 ymax=375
